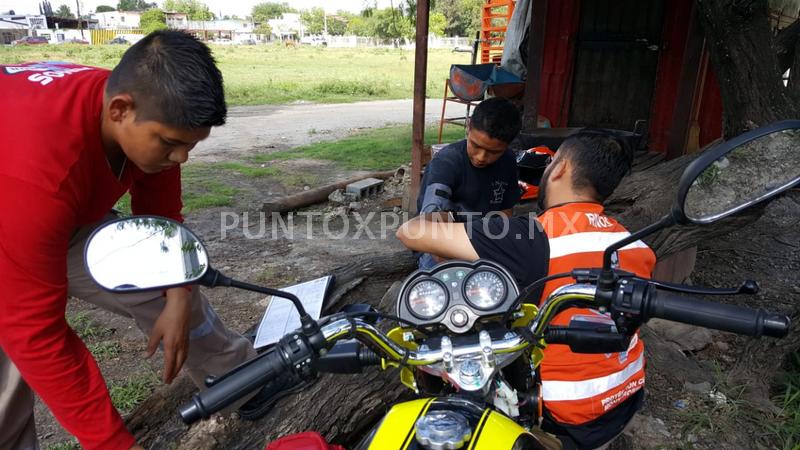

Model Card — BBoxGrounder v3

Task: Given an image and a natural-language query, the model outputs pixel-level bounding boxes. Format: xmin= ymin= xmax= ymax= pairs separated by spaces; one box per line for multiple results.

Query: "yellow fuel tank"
xmin=356 ymin=397 xmax=560 ymax=450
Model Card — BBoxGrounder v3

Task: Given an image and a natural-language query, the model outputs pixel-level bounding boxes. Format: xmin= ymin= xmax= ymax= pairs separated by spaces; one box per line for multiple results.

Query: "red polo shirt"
xmin=0 ymin=62 xmax=183 ymax=449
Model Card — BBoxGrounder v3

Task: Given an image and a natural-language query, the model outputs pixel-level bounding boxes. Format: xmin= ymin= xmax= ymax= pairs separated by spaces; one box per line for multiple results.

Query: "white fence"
xmin=326 ymin=35 xmax=471 ymax=49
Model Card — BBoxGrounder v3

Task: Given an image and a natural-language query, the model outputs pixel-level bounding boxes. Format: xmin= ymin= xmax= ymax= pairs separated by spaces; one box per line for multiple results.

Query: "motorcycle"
xmin=516 ymin=145 xmax=555 ymax=202
xmin=84 ymin=121 xmax=800 ymax=450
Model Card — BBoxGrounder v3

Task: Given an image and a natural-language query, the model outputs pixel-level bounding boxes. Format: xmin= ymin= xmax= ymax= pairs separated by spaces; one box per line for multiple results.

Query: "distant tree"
xmin=39 ymin=0 xmax=53 ymax=16
xmin=162 ymin=0 xmax=214 ymax=20
xmin=117 ymin=0 xmax=154 ymax=11
xmin=371 ymin=7 xmax=413 ymax=39
xmin=300 ymin=7 xmax=325 ymax=34
xmin=254 ymin=23 xmax=272 ymax=37
xmin=326 ymin=12 xmax=350 ymax=35
xmin=140 ymin=8 xmax=167 ymax=33
xmin=429 ymin=11 xmax=447 ymax=36
xmin=346 ymin=14 xmax=374 ymax=36
xmin=251 ymin=2 xmax=295 ymax=22
xmin=433 ymin=0 xmax=482 ymax=37
xmin=54 ymin=4 xmax=74 ymax=18
xmin=96 ymin=5 xmax=115 ymax=12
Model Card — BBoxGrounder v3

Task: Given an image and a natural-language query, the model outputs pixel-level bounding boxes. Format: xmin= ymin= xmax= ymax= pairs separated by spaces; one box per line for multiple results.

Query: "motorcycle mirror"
xmin=84 ymin=216 xmax=209 ymax=292
xmin=673 ymin=120 xmax=800 ymax=225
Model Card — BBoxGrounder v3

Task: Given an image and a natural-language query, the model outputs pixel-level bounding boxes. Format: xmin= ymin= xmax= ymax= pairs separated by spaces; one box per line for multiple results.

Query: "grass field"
xmin=258 ymin=123 xmax=466 ymax=170
xmin=0 ymin=44 xmax=472 ymax=106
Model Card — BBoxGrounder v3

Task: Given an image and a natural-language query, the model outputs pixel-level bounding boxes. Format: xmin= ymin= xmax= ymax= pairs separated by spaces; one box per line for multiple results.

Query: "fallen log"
xmin=261 ymin=170 xmax=398 ymax=214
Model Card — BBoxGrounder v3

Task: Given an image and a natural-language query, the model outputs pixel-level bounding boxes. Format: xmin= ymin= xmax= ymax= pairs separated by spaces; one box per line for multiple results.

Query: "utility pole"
xmin=75 ymin=0 xmax=84 ymax=39
xmin=323 ymin=10 xmax=327 ymax=35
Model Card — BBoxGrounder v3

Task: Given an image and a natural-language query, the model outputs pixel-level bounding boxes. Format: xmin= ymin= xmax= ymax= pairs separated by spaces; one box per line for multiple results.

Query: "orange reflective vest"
xmin=536 ymin=202 xmax=656 ymax=425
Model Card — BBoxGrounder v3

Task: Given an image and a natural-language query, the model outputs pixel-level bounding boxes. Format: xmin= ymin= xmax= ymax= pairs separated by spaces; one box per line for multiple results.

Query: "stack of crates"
xmin=480 ymin=0 xmax=516 ymax=64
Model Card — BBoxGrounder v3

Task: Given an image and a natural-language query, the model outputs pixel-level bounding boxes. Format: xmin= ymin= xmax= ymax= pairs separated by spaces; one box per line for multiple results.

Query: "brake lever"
xmin=571 ymin=268 xmax=759 ymax=296
xmin=647 ymin=279 xmax=759 ymax=296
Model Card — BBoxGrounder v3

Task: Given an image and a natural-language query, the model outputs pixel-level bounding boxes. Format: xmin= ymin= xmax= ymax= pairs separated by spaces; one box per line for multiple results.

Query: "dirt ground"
xmin=36 ymin=113 xmax=800 ymax=449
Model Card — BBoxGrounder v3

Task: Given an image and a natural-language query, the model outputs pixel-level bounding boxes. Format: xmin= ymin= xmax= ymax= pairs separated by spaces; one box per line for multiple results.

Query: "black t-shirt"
xmin=466 ymin=216 xmax=549 ymax=290
xmin=417 ymin=140 xmax=520 ymax=220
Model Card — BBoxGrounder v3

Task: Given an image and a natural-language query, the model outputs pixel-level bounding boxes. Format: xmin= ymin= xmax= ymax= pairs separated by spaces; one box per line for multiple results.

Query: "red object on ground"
xmin=265 ymin=432 xmax=346 ymax=450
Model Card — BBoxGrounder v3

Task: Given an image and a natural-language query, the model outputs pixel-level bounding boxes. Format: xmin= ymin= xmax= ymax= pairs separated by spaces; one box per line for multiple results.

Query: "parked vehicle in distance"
xmin=300 ymin=35 xmax=328 ymax=46
xmin=12 ymin=36 xmax=48 ymax=45
xmin=62 ymin=38 xmax=89 ymax=45
xmin=105 ymin=36 xmax=129 ymax=45
xmin=237 ymin=38 xmax=257 ymax=45
xmin=212 ymin=38 xmax=232 ymax=45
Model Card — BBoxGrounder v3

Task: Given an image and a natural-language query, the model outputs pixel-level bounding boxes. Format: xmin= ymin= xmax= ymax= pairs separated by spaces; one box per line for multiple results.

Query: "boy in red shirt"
xmin=0 ymin=31 xmax=258 ymax=450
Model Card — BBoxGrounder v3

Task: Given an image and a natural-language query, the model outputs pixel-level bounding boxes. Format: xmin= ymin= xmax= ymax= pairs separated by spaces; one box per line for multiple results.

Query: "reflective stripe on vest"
xmin=542 ymin=352 xmax=645 ymax=401
xmin=548 ymin=231 xmax=649 ymax=258
xmin=536 ymin=203 xmax=656 ymax=426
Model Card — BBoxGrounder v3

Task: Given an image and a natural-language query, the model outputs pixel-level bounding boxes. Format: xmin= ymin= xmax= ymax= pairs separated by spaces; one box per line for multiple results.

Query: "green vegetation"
xmin=0 ymin=46 xmax=470 ymax=106
xmin=66 ymin=312 xmax=111 ymax=339
xmin=88 ymin=341 xmax=121 ymax=360
xmin=181 ymin=164 xmax=239 ymax=212
xmin=44 ymin=441 xmax=80 ymax=450
xmin=140 ymin=8 xmax=168 ymax=34
xmin=217 ymin=162 xmax=281 ymax=178
xmin=252 ymin=124 xmax=466 ymax=170
xmin=109 ymin=371 xmax=159 ymax=413
xmin=769 ymin=353 xmax=800 ymax=449
xmin=114 ymin=192 xmax=132 ymax=215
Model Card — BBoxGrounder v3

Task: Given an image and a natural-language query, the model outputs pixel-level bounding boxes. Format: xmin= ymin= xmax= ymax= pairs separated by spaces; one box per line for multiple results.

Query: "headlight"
xmin=464 ymin=270 xmax=507 ymax=310
xmin=407 ymin=279 xmax=448 ymax=319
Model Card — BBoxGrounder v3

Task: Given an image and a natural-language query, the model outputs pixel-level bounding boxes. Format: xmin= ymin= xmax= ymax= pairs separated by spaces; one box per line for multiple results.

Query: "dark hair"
xmin=558 ymin=130 xmax=633 ymax=201
xmin=469 ymin=97 xmax=522 ymax=143
xmin=106 ymin=30 xmax=226 ymax=128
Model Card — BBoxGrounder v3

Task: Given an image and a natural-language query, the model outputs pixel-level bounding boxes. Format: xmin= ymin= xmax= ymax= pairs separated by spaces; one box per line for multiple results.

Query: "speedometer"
xmin=464 ymin=270 xmax=507 ymax=310
xmin=407 ymin=279 xmax=448 ymax=319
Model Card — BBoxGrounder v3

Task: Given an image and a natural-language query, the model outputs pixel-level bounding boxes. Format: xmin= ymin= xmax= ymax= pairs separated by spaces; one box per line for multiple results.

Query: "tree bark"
xmin=696 ymin=0 xmax=799 ymax=137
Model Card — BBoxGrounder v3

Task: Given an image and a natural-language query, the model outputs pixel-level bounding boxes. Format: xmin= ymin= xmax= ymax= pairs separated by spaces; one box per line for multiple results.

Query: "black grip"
xmin=179 ymin=347 xmax=289 ymax=424
xmin=646 ymin=289 xmax=790 ymax=338
xmin=544 ymin=327 xmax=630 ymax=353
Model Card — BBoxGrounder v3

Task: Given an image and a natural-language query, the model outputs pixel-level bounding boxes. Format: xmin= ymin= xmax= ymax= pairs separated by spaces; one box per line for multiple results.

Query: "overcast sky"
xmin=0 ymin=0 xmax=393 ymax=17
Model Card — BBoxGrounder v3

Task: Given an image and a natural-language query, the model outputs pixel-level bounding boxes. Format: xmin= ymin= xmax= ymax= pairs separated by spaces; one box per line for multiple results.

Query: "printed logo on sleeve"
xmin=2 ymin=62 xmax=94 ymax=86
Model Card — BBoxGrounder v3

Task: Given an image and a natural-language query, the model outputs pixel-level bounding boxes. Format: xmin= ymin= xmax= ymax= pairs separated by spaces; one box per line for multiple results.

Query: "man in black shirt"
xmin=416 ymin=97 xmax=521 ymax=269
xmin=397 ymin=132 xmax=651 ymax=449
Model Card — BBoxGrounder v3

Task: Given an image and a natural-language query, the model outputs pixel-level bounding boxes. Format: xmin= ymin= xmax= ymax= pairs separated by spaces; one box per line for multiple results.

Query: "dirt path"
xmin=193 ymin=99 xmax=443 ymax=162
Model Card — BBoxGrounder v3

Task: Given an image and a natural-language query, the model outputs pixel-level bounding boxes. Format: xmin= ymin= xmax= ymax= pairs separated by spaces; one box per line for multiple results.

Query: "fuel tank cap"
xmin=415 ymin=410 xmax=472 ymax=450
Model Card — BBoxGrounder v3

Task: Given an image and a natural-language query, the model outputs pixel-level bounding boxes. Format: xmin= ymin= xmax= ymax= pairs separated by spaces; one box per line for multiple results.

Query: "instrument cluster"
xmin=396 ymin=260 xmax=519 ymax=333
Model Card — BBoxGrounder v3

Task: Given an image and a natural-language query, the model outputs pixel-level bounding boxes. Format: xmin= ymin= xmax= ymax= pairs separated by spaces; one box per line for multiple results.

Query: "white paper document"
xmin=253 ymin=275 xmax=333 ymax=349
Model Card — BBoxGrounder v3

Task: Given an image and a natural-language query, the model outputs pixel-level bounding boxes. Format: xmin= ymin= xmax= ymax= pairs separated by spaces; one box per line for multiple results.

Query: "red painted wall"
xmin=538 ymin=0 xmax=580 ymax=127
xmin=646 ymin=0 xmax=723 ymax=153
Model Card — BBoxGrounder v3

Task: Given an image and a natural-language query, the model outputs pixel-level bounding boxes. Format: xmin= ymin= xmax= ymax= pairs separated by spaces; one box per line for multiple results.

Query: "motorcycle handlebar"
xmin=179 ymin=346 xmax=290 ymax=424
xmin=645 ymin=289 xmax=790 ymax=338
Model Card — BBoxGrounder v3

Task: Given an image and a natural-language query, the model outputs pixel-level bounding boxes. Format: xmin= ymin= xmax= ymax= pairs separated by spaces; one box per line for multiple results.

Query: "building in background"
xmin=93 ymin=10 xmax=141 ymax=29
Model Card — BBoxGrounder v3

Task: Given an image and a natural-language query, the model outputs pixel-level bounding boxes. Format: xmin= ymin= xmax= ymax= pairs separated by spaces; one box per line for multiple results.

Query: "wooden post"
xmin=409 ymin=0 xmax=430 ymax=215
xmin=521 ymin=0 xmax=548 ymax=133
xmin=666 ymin=3 xmax=704 ymax=160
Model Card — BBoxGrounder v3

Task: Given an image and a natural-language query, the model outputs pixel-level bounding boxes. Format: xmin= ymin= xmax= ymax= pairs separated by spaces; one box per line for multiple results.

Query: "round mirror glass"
xmin=85 ymin=217 xmax=209 ymax=292
xmin=684 ymin=128 xmax=800 ymax=223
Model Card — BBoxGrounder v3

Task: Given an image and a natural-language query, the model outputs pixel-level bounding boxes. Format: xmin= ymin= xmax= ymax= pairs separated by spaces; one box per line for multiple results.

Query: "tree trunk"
xmin=696 ymin=0 xmax=799 ymax=137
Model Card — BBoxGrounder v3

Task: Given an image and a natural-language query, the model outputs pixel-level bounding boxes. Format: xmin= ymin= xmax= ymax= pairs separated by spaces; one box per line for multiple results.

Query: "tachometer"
xmin=464 ymin=270 xmax=507 ymax=310
xmin=407 ymin=279 xmax=448 ymax=319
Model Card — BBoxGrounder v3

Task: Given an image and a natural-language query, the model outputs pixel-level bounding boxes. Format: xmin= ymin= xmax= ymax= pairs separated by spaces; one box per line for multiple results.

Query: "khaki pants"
xmin=0 ymin=216 xmax=257 ymax=450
